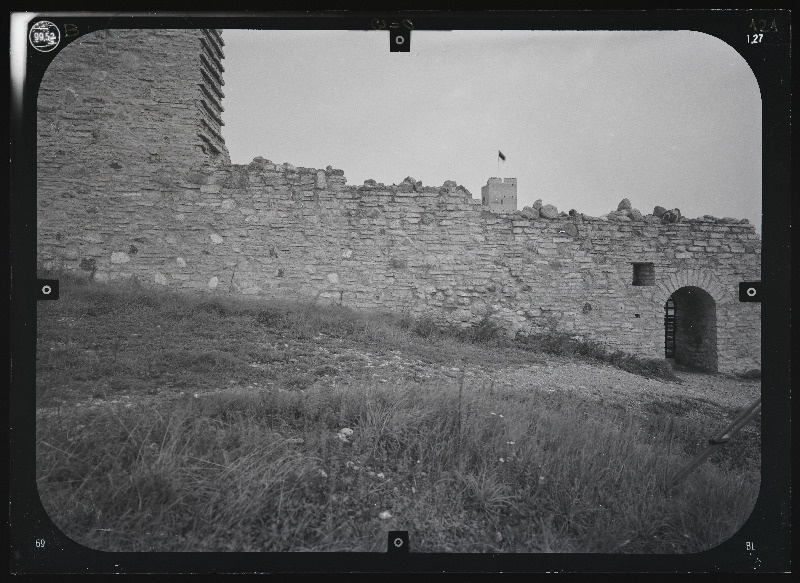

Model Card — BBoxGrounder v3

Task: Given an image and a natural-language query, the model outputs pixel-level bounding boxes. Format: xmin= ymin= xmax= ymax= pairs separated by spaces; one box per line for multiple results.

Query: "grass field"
xmin=35 ymin=274 xmax=761 ymax=552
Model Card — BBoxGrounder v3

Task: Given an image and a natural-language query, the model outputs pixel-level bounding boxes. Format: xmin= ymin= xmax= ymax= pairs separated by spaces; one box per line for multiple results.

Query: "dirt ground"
xmin=37 ymin=332 xmax=760 ymax=426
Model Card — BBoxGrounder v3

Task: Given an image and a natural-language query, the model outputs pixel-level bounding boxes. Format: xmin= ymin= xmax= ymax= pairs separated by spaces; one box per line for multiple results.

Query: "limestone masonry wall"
xmin=36 ymin=29 xmax=761 ymax=374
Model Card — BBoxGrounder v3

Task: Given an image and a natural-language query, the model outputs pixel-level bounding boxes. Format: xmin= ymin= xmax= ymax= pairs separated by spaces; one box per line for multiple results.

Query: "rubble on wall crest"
xmin=249 ymin=156 xmax=272 ymax=167
xmin=248 ymin=158 xmax=346 ymax=177
xmin=540 ymin=204 xmax=559 ymax=219
xmin=661 ymin=208 xmax=682 ymax=224
xmin=179 ymin=154 xmax=753 ymax=226
xmin=511 ymin=196 xmax=749 ymax=227
xmin=359 ymin=176 xmax=467 ymax=193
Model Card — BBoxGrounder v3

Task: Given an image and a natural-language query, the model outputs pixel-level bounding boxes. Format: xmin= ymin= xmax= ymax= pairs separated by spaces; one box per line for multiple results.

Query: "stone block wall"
xmin=35 ymin=29 xmax=762 ymax=375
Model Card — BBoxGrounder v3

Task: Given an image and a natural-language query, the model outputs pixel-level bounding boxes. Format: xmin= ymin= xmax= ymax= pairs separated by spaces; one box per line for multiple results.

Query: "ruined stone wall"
xmin=36 ymin=29 xmax=762 ymax=375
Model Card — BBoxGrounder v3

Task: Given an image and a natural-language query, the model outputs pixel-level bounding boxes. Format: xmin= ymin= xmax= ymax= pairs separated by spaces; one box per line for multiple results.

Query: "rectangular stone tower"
xmin=37 ymin=29 xmax=230 ymax=274
xmin=37 ymin=29 xmax=229 ymax=188
xmin=481 ymin=177 xmax=517 ymax=213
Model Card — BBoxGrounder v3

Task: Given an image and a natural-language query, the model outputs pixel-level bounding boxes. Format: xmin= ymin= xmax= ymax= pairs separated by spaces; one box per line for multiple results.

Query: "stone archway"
xmin=668 ymin=286 xmax=718 ymax=372
xmin=653 ymin=269 xmax=724 ymax=373
xmin=654 ymin=269 xmax=726 ymax=306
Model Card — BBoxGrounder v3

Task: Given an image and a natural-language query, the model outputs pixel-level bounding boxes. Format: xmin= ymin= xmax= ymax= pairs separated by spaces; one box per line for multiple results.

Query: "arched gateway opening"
xmin=665 ymin=286 xmax=718 ymax=372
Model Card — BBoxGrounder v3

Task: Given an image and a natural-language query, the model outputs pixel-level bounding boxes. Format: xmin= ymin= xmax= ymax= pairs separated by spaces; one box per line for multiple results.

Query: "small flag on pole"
xmin=498 ymin=151 xmax=506 ymax=161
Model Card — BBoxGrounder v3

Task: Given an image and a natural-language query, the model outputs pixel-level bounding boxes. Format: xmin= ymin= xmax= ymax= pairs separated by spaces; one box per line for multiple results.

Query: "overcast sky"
xmin=220 ymin=30 xmax=762 ymax=231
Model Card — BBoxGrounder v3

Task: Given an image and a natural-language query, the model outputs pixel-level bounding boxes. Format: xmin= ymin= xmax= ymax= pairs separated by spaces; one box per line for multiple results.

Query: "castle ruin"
xmin=36 ymin=29 xmax=762 ymax=374
xmin=481 ymin=178 xmax=517 ymax=213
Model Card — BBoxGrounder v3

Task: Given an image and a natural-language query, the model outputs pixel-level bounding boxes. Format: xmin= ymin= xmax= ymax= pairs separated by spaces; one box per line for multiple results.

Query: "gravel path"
xmin=495 ymin=360 xmax=760 ymax=411
xmin=37 ymin=336 xmax=760 ymax=423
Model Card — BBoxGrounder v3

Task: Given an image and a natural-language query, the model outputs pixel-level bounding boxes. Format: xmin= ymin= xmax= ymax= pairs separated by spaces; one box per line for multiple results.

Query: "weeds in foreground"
xmin=34 ymin=274 xmax=759 ymax=552
xmin=37 ymin=379 xmax=760 ymax=553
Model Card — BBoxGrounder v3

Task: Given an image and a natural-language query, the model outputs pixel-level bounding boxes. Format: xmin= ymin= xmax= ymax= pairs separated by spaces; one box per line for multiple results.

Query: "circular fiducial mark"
xmin=41 ymin=285 xmax=52 ymax=295
xmin=747 ymin=287 xmax=757 ymax=297
xmin=393 ymin=537 xmax=404 ymax=548
xmin=29 ymin=21 xmax=60 ymax=52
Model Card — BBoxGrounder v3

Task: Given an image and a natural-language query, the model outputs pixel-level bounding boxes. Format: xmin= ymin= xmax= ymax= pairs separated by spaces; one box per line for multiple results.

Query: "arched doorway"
xmin=665 ymin=286 xmax=718 ymax=372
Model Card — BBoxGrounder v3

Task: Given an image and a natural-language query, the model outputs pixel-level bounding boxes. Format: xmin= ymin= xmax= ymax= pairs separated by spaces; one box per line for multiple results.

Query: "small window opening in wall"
xmin=632 ymin=262 xmax=655 ymax=286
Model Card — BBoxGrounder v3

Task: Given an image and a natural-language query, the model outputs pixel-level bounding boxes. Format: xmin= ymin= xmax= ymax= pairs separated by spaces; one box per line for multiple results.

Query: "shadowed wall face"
xmin=672 ymin=286 xmax=718 ymax=372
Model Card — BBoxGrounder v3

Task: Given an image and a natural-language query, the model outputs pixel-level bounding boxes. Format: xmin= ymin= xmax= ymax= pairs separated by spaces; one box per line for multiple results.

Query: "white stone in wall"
xmin=155 ymin=273 xmax=167 ymax=285
xmin=208 ymin=276 xmax=219 ymax=289
xmin=176 ymin=257 xmax=187 ymax=267
xmin=111 ymin=251 xmax=130 ymax=263
xmin=327 ymin=273 xmax=340 ymax=284
xmin=342 ymin=249 xmax=353 ymax=259
xmin=210 ymin=234 xmax=224 ymax=244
